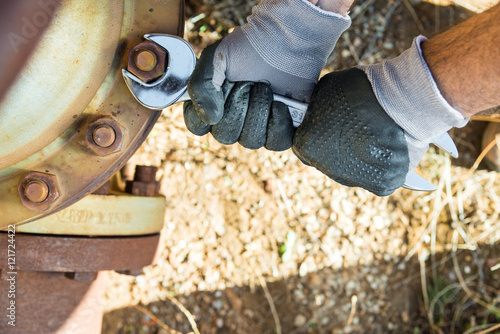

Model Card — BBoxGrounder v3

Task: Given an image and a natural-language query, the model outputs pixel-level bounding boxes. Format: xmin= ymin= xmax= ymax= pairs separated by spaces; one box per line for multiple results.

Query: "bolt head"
xmin=86 ymin=117 xmax=125 ymax=156
xmin=127 ymin=41 xmax=167 ymax=83
xmin=135 ymin=50 xmax=157 ymax=72
xmin=93 ymin=125 xmax=116 ymax=148
xmin=24 ymin=180 xmax=49 ymax=203
xmin=18 ymin=172 xmax=60 ymax=211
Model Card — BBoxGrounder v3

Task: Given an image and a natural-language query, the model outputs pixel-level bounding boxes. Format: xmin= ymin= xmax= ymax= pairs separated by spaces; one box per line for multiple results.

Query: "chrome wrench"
xmin=122 ymin=34 xmax=458 ymax=192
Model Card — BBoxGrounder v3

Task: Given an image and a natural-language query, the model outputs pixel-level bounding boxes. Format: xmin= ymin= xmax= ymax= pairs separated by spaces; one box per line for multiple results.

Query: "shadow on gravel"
xmin=102 ymin=245 xmax=500 ymax=334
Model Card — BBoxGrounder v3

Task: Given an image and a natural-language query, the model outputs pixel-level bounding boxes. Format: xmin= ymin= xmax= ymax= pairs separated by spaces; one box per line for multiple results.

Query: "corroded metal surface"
xmin=0 ymin=233 xmax=160 ymax=272
xmin=15 ymin=193 xmax=166 ymax=236
xmin=0 ymin=0 xmax=184 ymax=226
xmin=0 ymin=271 xmax=106 ymax=334
xmin=125 ymin=165 xmax=161 ymax=197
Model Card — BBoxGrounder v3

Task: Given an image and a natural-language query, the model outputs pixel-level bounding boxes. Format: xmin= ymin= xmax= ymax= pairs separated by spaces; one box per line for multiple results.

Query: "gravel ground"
xmin=102 ymin=1 xmax=500 ymax=333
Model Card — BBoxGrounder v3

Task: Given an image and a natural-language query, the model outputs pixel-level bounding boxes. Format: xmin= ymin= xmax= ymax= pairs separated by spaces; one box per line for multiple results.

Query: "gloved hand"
xmin=184 ymin=0 xmax=351 ymax=151
xmin=293 ymin=36 xmax=469 ymax=196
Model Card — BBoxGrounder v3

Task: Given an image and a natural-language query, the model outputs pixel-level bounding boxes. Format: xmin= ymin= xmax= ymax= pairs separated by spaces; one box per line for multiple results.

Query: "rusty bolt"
xmin=86 ymin=117 xmax=125 ymax=156
xmin=127 ymin=40 xmax=167 ymax=83
xmin=125 ymin=165 xmax=160 ymax=197
xmin=18 ymin=172 xmax=60 ymax=211
xmin=92 ymin=125 xmax=116 ymax=148
xmin=24 ymin=180 xmax=49 ymax=203
xmin=135 ymin=50 xmax=157 ymax=72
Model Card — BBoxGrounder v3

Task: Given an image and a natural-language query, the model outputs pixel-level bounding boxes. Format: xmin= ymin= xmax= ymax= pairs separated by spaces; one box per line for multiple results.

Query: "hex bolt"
xmin=134 ymin=165 xmax=158 ymax=182
xmin=135 ymin=50 xmax=157 ymax=72
xmin=127 ymin=40 xmax=167 ymax=83
xmin=18 ymin=172 xmax=60 ymax=211
xmin=92 ymin=125 xmax=116 ymax=148
xmin=86 ymin=117 xmax=125 ymax=156
xmin=125 ymin=165 xmax=160 ymax=197
xmin=24 ymin=180 xmax=49 ymax=203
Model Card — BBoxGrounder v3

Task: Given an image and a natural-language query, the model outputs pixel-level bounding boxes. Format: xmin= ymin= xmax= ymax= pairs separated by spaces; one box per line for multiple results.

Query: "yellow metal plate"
xmin=16 ymin=193 xmax=166 ymax=236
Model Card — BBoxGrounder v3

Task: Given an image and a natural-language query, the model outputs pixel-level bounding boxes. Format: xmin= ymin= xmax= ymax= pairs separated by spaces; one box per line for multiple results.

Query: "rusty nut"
xmin=86 ymin=117 xmax=125 ymax=156
xmin=127 ymin=40 xmax=167 ymax=83
xmin=125 ymin=180 xmax=160 ymax=197
xmin=18 ymin=172 xmax=60 ymax=211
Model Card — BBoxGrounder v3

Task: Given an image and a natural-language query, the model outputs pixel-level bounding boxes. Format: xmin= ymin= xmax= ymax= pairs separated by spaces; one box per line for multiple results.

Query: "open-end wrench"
xmin=122 ymin=34 xmax=458 ymax=192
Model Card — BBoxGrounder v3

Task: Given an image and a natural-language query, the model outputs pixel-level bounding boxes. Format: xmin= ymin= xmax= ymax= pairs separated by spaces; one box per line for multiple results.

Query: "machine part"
xmin=18 ymin=171 xmax=60 ymax=211
xmin=127 ymin=40 xmax=167 ymax=83
xmin=0 ymin=233 xmax=160 ymax=272
xmin=86 ymin=117 xmax=125 ymax=156
xmin=0 ymin=0 xmax=184 ymax=226
xmin=15 ymin=193 xmax=166 ymax=236
xmin=125 ymin=165 xmax=161 ymax=197
xmin=0 ymin=1 xmax=60 ymax=101
xmin=0 ymin=271 xmax=106 ymax=334
xmin=122 ymin=34 xmax=196 ymax=110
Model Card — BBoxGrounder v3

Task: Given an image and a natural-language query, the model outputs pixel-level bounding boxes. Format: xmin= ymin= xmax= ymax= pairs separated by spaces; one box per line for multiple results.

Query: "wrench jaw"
xmin=122 ymin=34 xmax=197 ymax=110
xmin=403 ymin=132 xmax=459 ymax=191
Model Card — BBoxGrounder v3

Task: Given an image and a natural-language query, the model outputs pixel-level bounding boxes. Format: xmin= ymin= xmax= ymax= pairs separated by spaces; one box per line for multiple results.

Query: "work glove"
xmin=293 ymin=36 xmax=469 ymax=196
xmin=184 ymin=0 xmax=351 ymax=151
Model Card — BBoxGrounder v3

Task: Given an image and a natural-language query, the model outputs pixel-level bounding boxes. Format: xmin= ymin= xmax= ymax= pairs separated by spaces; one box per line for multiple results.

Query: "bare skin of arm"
xmin=422 ymin=3 xmax=500 ymax=118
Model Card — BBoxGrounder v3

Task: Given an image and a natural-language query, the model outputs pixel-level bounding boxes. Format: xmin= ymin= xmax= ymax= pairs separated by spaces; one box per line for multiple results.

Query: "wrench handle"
xmin=177 ymin=90 xmax=308 ymax=128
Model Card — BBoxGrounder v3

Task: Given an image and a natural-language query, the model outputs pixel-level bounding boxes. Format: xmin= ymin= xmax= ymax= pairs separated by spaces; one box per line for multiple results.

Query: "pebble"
xmin=294 ymin=314 xmax=307 ymax=327
xmin=315 ymin=294 xmax=325 ymax=306
xmin=212 ymin=299 xmax=223 ymax=310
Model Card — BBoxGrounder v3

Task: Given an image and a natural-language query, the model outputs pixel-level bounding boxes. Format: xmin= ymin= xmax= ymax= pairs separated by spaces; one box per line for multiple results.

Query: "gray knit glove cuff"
xmin=213 ymin=0 xmax=351 ymax=102
xmin=358 ymin=36 xmax=469 ymax=172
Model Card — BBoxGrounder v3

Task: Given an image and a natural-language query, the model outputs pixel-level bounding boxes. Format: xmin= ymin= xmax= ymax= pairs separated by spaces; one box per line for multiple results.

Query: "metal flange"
xmin=0 ymin=0 xmax=184 ymax=226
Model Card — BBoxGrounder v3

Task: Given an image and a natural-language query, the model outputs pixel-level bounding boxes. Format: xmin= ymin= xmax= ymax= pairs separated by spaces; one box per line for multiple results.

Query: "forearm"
xmin=422 ymin=3 xmax=500 ymax=118
xmin=308 ymin=0 xmax=354 ymax=16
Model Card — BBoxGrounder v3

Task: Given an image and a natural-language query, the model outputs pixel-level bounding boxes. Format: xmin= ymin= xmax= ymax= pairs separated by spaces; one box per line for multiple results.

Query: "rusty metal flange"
xmin=0 ymin=233 xmax=160 ymax=272
xmin=0 ymin=0 xmax=185 ymax=226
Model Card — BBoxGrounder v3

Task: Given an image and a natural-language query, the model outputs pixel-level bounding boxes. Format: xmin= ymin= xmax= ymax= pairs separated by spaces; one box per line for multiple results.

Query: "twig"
xmin=252 ymin=263 xmax=282 ymax=334
xmin=346 ymin=295 xmax=358 ymax=327
xmin=463 ymin=323 xmax=500 ymax=334
xmin=276 ymin=179 xmax=294 ymax=218
xmin=133 ymin=304 xmax=184 ymax=334
xmin=343 ymin=32 xmax=360 ymax=65
xmin=471 ymin=137 xmax=498 ymax=172
xmin=402 ymin=0 xmax=426 ymax=34
xmin=163 ymin=293 xmax=201 ymax=334
xmin=405 ymin=170 xmax=446 ymax=261
xmin=351 ymin=0 xmax=376 ymax=20
xmin=476 ymin=323 xmax=500 ymax=334
xmin=428 ymin=282 xmax=462 ymax=324
xmin=360 ymin=0 xmax=402 ymax=63
xmin=418 ymin=249 xmax=432 ymax=332
xmin=451 ymin=230 xmax=500 ymax=317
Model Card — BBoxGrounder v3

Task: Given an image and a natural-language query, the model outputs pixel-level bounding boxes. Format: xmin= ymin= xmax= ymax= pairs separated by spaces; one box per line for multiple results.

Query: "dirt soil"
xmin=101 ymin=1 xmax=500 ymax=333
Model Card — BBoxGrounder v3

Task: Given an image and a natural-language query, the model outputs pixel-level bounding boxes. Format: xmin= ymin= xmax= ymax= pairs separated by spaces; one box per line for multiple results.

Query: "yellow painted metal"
xmin=0 ymin=0 xmax=122 ymax=170
xmin=0 ymin=0 xmax=184 ymax=226
xmin=16 ymin=193 xmax=166 ymax=236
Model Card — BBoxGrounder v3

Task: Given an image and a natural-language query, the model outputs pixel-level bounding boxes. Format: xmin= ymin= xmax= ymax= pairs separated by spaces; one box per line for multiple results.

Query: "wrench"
xmin=122 ymin=34 xmax=459 ymax=192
